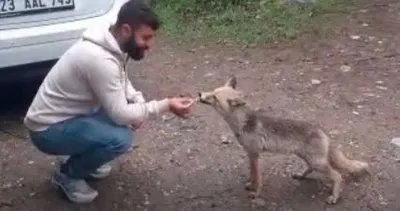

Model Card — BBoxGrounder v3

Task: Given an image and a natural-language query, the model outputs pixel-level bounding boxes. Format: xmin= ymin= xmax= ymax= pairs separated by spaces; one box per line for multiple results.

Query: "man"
xmin=24 ymin=0 xmax=195 ymax=204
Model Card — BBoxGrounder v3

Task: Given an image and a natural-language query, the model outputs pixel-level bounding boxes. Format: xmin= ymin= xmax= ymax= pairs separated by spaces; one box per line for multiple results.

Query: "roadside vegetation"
xmin=152 ymin=0 xmax=352 ymax=45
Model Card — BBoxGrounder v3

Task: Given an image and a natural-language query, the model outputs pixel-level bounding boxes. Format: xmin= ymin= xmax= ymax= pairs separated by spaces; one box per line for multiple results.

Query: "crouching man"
xmin=24 ymin=0 xmax=195 ymax=203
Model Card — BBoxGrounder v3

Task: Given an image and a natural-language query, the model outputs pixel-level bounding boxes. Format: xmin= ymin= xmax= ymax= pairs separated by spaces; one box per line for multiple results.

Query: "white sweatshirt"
xmin=24 ymin=25 xmax=169 ymax=131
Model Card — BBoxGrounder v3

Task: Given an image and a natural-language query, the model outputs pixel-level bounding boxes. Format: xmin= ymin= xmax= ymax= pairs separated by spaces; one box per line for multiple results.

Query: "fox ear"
xmin=227 ymin=97 xmax=246 ymax=107
xmin=225 ymin=75 xmax=237 ymax=89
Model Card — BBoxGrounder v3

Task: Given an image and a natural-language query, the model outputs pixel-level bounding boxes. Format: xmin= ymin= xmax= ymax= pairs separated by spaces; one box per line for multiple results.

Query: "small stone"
xmin=376 ymin=86 xmax=388 ymax=90
xmin=17 ymin=177 xmax=24 ymax=183
xmin=377 ymin=171 xmax=390 ymax=180
xmin=226 ymin=57 xmax=235 ymax=62
xmin=193 ymin=66 xmax=198 ymax=70
xmin=340 ymin=65 xmax=352 ymax=72
xmin=143 ymin=193 xmax=150 ymax=205
xmin=220 ymin=135 xmax=232 ymax=144
xmin=328 ymin=130 xmax=340 ymax=135
xmin=376 ymin=80 xmax=384 ymax=84
xmin=363 ymin=93 xmax=376 ymax=97
xmin=2 ymin=183 xmax=12 ymax=189
xmin=251 ymin=198 xmax=266 ymax=206
xmin=360 ymin=9 xmax=368 ymax=13
xmin=380 ymin=201 xmax=389 ymax=206
xmin=362 ymin=23 xmax=369 ymax=27
xmin=28 ymin=161 xmax=34 ymax=165
xmin=29 ymin=192 xmax=36 ymax=197
xmin=311 ymin=79 xmax=321 ymax=85
xmin=163 ymin=191 xmax=170 ymax=196
xmin=352 ymin=111 xmax=360 ymax=115
xmin=350 ymin=35 xmax=361 ymax=40
xmin=391 ymin=137 xmax=400 ymax=147
xmin=204 ymin=60 xmax=210 ymax=64
xmin=0 ymin=200 xmax=13 ymax=207
xmin=313 ymin=67 xmax=322 ymax=72
xmin=378 ymin=40 xmax=383 ymax=44
xmin=378 ymin=194 xmax=388 ymax=205
xmin=204 ymin=73 xmax=214 ymax=78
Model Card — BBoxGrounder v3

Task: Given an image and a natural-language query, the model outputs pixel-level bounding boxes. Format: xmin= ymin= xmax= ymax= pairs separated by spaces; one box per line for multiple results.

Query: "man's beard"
xmin=123 ymin=39 xmax=146 ymax=60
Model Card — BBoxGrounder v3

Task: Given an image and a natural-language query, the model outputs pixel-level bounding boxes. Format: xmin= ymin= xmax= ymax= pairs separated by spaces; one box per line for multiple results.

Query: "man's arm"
xmin=85 ymin=58 xmax=169 ymax=126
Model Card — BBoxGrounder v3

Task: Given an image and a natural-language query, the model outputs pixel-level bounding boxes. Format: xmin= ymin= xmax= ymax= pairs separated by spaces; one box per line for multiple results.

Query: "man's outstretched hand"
xmin=168 ymin=97 xmax=195 ymax=118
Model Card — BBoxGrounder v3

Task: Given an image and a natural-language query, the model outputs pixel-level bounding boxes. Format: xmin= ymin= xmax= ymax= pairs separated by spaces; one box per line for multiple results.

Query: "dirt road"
xmin=0 ymin=1 xmax=399 ymax=210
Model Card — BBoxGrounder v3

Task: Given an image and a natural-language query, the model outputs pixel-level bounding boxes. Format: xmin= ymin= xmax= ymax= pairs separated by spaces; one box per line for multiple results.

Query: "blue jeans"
xmin=29 ymin=110 xmax=133 ymax=179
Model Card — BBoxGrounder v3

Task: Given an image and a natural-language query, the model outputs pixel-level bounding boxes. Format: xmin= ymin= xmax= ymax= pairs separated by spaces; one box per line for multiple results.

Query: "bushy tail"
xmin=329 ymin=144 xmax=369 ymax=174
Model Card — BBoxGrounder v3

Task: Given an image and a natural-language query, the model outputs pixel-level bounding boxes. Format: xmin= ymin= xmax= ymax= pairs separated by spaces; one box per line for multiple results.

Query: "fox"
xmin=197 ymin=76 xmax=369 ymax=204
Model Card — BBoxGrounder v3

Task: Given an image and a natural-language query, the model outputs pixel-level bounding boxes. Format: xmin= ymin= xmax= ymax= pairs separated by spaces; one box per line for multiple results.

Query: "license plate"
xmin=0 ymin=0 xmax=75 ymax=18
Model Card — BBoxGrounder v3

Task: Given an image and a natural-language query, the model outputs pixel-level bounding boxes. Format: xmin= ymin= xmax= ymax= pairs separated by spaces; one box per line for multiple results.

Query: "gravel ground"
xmin=1 ymin=1 xmax=399 ymax=210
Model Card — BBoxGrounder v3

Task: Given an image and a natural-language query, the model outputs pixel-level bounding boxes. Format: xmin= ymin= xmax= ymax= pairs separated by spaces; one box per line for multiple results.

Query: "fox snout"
xmin=197 ymin=92 xmax=211 ymax=104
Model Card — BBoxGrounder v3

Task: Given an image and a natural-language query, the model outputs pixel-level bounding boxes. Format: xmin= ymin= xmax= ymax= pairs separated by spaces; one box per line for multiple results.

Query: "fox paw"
xmin=326 ymin=195 xmax=339 ymax=205
xmin=248 ymin=191 xmax=258 ymax=199
xmin=245 ymin=181 xmax=256 ymax=191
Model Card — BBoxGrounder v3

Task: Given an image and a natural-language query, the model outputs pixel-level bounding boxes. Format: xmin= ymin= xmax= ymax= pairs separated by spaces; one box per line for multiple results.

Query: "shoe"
xmin=55 ymin=156 xmax=112 ymax=179
xmin=52 ymin=170 xmax=98 ymax=203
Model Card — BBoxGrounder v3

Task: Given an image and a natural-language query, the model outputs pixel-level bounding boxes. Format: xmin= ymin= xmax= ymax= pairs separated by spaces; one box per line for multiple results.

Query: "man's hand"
xmin=168 ymin=97 xmax=195 ymax=118
xmin=131 ymin=120 xmax=144 ymax=130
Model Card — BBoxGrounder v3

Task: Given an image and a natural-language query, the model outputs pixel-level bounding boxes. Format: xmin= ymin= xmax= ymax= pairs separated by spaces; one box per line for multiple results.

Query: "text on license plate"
xmin=0 ymin=0 xmax=75 ymax=17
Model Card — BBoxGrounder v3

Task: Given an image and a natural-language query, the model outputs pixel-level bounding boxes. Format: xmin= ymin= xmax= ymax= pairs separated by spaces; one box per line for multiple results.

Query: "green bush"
xmin=152 ymin=0 xmax=349 ymax=45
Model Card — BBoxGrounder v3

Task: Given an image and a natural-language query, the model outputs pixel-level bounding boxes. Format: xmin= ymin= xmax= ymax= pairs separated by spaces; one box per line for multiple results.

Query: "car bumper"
xmin=0 ymin=0 xmax=127 ymax=69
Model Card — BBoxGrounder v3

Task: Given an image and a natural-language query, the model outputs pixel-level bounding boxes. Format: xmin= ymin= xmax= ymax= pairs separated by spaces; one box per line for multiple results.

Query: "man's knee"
xmin=107 ymin=128 xmax=133 ymax=153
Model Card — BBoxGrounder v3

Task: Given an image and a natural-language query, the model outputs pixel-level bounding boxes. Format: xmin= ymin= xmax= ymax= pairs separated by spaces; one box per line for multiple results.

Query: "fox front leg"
xmin=245 ymin=153 xmax=262 ymax=198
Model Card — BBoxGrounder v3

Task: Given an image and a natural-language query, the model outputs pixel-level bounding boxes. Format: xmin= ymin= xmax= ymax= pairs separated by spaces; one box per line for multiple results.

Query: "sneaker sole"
xmin=51 ymin=177 xmax=98 ymax=204
xmin=88 ymin=171 xmax=111 ymax=180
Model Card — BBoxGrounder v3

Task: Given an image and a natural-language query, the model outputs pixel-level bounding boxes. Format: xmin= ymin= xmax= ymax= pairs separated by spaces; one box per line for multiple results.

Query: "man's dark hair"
xmin=115 ymin=0 xmax=160 ymax=30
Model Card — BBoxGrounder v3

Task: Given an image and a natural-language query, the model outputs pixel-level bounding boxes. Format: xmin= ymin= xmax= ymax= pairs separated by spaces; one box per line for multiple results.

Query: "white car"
xmin=0 ymin=0 xmax=128 ymax=83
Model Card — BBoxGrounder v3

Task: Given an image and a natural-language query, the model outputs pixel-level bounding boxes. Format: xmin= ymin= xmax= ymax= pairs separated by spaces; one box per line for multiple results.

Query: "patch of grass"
xmin=152 ymin=0 xmax=351 ymax=45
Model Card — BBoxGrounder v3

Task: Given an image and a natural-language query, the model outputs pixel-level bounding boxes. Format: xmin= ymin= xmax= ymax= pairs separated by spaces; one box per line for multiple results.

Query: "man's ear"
xmin=227 ymin=97 xmax=246 ymax=107
xmin=225 ymin=75 xmax=237 ymax=89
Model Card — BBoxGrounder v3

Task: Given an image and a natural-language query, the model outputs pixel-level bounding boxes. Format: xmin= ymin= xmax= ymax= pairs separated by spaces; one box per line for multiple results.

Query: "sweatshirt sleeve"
xmin=125 ymin=77 xmax=146 ymax=103
xmin=84 ymin=58 xmax=169 ymax=125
